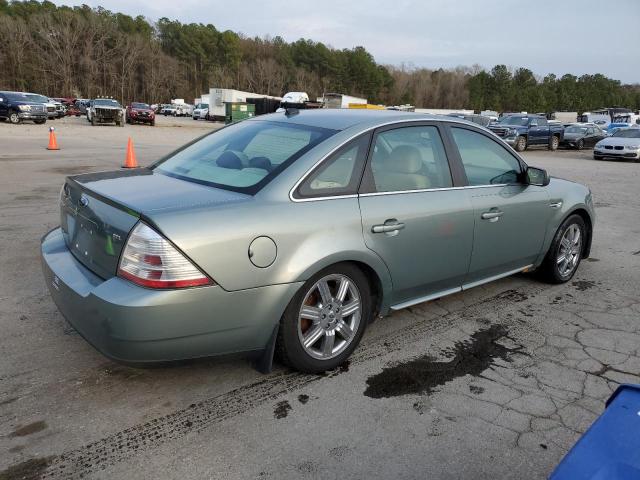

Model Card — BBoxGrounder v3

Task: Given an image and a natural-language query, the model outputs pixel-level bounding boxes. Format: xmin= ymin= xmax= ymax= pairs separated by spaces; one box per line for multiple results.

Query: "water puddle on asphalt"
xmin=364 ymin=325 xmax=519 ymax=399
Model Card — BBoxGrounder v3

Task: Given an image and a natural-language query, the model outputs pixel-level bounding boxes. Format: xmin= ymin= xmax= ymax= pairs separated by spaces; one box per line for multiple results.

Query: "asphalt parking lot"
xmin=1 ymin=116 xmax=639 ymax=480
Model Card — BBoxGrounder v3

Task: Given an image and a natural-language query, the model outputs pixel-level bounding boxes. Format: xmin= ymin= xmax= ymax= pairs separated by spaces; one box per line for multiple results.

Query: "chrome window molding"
xmin=289 ymin=117 xmax=524 ymax=203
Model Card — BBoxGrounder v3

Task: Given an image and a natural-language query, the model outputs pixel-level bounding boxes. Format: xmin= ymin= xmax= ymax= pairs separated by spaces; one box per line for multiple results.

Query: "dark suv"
xmin=0 ymin=91 xmax=48 ymax=124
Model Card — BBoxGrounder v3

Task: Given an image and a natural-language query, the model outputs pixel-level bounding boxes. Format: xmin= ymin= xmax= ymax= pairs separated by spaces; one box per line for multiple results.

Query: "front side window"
xmin=155 ymin=120 xmax=336 ymax=194
xmin=451 ymin=127 xmax=522 ymax=186
xmin=296 ymin=134 xmax=370 ymax=198
xmin=367 ymin=125 xmax=453 ymax=193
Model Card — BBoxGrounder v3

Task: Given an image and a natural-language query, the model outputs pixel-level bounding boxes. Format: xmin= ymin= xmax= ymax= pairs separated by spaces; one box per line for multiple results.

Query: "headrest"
xmin=249 ymin=156 xmax=273 ymax=172
xmin=216 ymin=150 xmax=243 ymax=169
xmin=387 ymin=145 xmax=422 ymax=174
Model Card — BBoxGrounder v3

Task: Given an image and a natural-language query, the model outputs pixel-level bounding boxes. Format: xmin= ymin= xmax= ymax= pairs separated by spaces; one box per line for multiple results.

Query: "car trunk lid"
xmin=60 ymin=169 xmax=251 ymax=279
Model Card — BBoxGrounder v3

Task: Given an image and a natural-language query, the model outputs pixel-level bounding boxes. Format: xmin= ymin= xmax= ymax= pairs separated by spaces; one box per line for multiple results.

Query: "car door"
xmin=358 ymin=123 xmax=474 ymax=307
xmin=447 ymin=125 xmax=552 ymax=286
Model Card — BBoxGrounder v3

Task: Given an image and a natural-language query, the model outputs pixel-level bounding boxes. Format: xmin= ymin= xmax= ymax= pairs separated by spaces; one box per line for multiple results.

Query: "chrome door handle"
xmin=549 ymin=201 xmax=563 ymax=209
xmin=372 ymin=223 xmax=405 ymax=234
xmin=481 ymin=211 xmax=504 ymax=222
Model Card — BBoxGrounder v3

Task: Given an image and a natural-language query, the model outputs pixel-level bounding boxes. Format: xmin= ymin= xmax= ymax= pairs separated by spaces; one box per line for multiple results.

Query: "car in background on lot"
xmin=161 ymin=104 xmax=177 ymax=116
xmin=41 ymin=110 xmax=594 ymax=373
xmin=594 ymin=128 xmax=640 ymax=161
xmin=445 ymin=113 xmax=492 ymax=127
xmin=126 ymin=102 xmax=155 ymax=126
xmin=87 ymin=98 xmax=125 ymax=126
xmin=560 ymin=125 xmax=606 ymax=150
xmin=22 ymin=93 xmax=60 ymax=119
xmin=0 ymin=90 xmax=47 ymax=124
xmin=489 ymin=114 xmax=564 ymax=152
xmin=193 ymin=102 xmax=209 ymax=120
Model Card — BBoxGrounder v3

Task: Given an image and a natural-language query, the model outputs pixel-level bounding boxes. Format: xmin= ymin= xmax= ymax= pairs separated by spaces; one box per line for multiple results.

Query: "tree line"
xmin=1 ymin=0 xmax=639 ymax=113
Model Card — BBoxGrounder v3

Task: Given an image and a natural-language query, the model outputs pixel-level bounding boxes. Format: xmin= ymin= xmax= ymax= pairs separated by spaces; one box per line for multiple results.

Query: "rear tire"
xmin=514 ymin=136 xmax=527 ymax=152
xmin=548 ymin=135 xmax=560 ymax=151
xmin=276 ymin=263 xmax=372 ymax=373
xmin=537 ymin=214 xmax=586 ymax=284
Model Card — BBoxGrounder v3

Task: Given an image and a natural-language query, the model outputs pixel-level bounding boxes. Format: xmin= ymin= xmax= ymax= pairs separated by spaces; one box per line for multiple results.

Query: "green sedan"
xmin=41 ymin=110 xmax=595 ymax=373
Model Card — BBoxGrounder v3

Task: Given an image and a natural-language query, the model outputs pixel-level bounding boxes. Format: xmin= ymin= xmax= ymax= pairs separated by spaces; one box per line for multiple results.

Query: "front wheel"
xmin=576 ymin=139 xmax=584 ymax=150
xmin=537 ymin=214 xmax=586 ymax=284
xmin=548 ymin=135 xmax=560 ymax=151
xmin=277 ymin=264 xmax=372 ymax=373
xmin=9 ymin=112 xmax=20 ymax=124
xmin=514 ymin=136 xmax=527 ymax=152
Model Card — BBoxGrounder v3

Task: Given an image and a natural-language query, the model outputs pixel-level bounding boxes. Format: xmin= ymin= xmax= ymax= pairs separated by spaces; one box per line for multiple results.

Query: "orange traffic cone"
xmin=122 ymin=137 xmax=138 ymax=168
xmin=47 ymin=127 xmax=59 ymax=150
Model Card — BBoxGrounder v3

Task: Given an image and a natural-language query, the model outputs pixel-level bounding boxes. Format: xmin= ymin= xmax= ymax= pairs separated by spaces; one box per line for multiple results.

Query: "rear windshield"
xmin=153 ymin=120 xmax=336 ymax=194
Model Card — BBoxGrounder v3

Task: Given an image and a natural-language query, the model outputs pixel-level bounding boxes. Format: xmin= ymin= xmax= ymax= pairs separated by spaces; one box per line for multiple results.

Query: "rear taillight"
xmin=118 ymin=222 xmax=213 ymax=289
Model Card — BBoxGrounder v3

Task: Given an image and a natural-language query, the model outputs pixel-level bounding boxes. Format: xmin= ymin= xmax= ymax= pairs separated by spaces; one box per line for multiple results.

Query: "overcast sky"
xmin=51 ymin=0 xmax=640 ymax=83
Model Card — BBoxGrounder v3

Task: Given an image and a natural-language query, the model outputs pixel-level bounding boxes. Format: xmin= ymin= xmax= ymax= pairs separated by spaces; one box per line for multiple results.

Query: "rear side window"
xmin=367 ymin=125 xmax=452 ymax=193
xmin=154 ymin=120 xmax=336 ymax=194
xmin=451 ymin=127 xmax=522 ymax=186
xmin=296 ymin=134 xmax=370 ymax=198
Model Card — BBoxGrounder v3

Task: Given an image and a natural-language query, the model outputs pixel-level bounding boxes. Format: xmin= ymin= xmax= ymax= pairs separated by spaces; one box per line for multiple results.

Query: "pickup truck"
xmin=488 ymin=114 xmax=564 ymax=152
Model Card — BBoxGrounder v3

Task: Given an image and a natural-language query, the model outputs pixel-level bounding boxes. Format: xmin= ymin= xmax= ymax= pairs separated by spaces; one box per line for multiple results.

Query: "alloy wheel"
xmin=297 ymin=273 xmax=361 ymax=360
xmin=557 ymin=224 xmax=582 ymax=278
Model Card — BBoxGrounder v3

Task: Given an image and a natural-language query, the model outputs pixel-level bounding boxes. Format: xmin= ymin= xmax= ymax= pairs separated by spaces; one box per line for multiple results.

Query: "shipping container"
xmin=208 ymin=88 xmax=280 ymax=121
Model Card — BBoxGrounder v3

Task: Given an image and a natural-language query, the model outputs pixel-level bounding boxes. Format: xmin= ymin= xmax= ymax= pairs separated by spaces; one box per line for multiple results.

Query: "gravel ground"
xmin=0 ymin=116 xmax=639 ymax=480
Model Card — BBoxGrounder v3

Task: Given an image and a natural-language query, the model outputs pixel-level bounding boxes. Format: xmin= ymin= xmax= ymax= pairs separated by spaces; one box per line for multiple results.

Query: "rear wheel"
xmin=277 ymin=264 xmax=372 ymax=373
xmin=548 ymin=135 xmax=560 ymax=151
xmin=514 ymin=136 xmax=527 ymax=152
xmin=538 ymin=214 xmax=586 ymax=284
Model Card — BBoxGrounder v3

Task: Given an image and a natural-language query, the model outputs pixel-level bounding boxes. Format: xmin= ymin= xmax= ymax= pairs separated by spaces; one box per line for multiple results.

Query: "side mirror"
xmin=526 ymin=166 xmax=550 ymax=186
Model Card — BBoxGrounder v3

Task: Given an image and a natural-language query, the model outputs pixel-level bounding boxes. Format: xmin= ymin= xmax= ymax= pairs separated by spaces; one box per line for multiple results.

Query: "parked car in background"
xmin=193 ymin=103 xmax=209 ymax=120
xmin=22 ymin=93 xmax=59 ymax=119
xmin=0 ymin=91 xmax=47 ymax=124
xmin=594 ymin=128 xmax=640 ymax=161
xmin=489 ymin=114 xmax=564 ymax=152
xmin=445 ymin=113 xmax=492 ymax=127
xmin=161 ymin=104 xmax=177 ymax=116
xmin=560 ymin=125 xmax=606 ymax=150
xmin=126 ymin=102 xmax=155 ymax=126
xmin=75 ymin=99 xmax=90 ymax=116
xmin=41 ymin=110 xmax=594 ymax=373
xmin=87 ymin=98 xmax=125 ymax=126
xmin=174 ymin=104 xmax=193 ymax=117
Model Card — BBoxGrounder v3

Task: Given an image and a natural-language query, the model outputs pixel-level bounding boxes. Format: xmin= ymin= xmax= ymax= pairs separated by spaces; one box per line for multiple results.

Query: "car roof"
xmin=252 ymin=109 xmax=443 ymax=131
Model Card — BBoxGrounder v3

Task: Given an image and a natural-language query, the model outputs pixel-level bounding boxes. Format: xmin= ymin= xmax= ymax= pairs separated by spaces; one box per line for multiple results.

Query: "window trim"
xmin=359 ymin=121 xmax=462 ymax=195
xmin=444 ymin=123 xmax=528 ymax=187
xmin=292 ymin=132 xmax=372 ymax=200
xmin=288 ymin=118 xmax=530 ymax=203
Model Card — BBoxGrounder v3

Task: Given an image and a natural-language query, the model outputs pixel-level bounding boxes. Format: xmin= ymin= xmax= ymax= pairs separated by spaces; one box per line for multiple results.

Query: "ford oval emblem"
xmin=79 ymin=194 xmax=89 ymax=207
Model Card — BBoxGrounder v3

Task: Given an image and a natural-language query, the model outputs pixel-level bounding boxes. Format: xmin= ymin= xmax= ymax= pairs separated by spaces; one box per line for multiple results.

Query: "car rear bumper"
xmin=41 ymin=227 xmax=300 ymax=363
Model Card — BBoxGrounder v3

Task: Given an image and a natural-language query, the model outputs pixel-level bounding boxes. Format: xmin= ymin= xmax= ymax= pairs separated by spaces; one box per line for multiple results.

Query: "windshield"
xmin=154 ymin=120 xmax=336 ymax=194
xmin=565 ymin=126 xmax=588 ymax=134
xmin=94 ymin=99 xmax=121 ymax=107
xmin=131 ymin=102 xmax=149 ymax=109
xmin=498 ymin=116 xmax=530 ymax=126
xmin=613 ymin=129 xmax=640 ymax=138
xmin=196 ymin=103 xmax=208 ymax=109
xmin=24 ymin=94 xmax=49 ymax=103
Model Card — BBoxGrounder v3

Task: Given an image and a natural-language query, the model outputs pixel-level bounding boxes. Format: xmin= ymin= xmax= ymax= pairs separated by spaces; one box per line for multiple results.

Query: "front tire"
xmin=576 ymin=139 xmax=584 ymax=150
xmin=538 ymin=214 xmax=586 ymax=284
xmin=548 ymin=135 xmax=560 ymax=151
xmin=9 ymin=112 xmax=20 ymax=124
xmin=514 ymin=136 xmax=527 ymax=152
xmin=277 ymin=264 xmax=372 ymax=373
